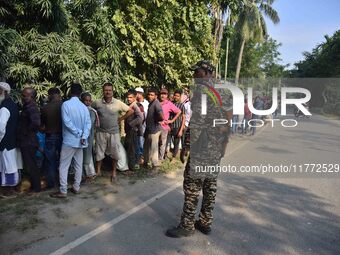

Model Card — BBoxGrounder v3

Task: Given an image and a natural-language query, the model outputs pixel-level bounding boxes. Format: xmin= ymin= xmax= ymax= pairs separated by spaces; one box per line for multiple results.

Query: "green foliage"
xmin=0 ymin=28 xmax=20 ymax=78
xmin=1 ymin=28 xmax=106 ymax=101
xmin=323 ymin=103 xmax=335 ymax=114
xmin=289 ymin=30 xmax=340 ymax=107
xmin=0 ymin=0 xmax=68 ymax=33
xmin=112 ymin=0 xmax=215 ymax=88
xmin=233 ymin=0 xmax=279 ymax=44
xmin=233 ymin=0 xmax=280 ymax=81
xmin=0 ymin=0 xmax=125 ymax=100
xmin=334 ymin=103 xmax=340 ymax=116
xmin=1 ymin=0 xmax=287 ymax=101
xmin=291 ymin=30 xmax=340 ymax=78
xmin=1 ymin=0 xmax=218 ymax=101
xmin=221 ymin=37 xmax=286 ymax=78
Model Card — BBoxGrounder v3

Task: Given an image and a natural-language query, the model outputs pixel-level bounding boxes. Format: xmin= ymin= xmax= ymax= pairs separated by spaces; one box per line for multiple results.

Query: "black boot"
xmin=195 ymin=221 xmax=211 ymax=235
xmin=165 ymin=226 xmax=194 ymax=238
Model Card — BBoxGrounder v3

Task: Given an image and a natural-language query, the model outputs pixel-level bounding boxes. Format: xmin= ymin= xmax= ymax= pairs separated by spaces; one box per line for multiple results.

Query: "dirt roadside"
xmin=0 ymin=133 xmax=251 ymax=255
xmin=0 ymin=158 xmax=183 ymax=255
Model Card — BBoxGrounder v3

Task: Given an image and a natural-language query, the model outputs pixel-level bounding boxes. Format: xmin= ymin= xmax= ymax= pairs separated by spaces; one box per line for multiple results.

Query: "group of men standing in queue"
xmin=0 ymin=81 xmax=191 ymax=198
xmin=0 ymin=60 xmax=232 ymax=238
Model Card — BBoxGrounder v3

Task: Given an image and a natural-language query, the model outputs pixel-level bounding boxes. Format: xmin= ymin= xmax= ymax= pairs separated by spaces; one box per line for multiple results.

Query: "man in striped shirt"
xmin=169 ymin=90 xmax=186 ymax=159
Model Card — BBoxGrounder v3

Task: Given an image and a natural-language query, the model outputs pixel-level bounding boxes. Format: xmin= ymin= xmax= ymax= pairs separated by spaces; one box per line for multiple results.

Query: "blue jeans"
xmin=232 ymin=115 xmax=239 ymax=134
xmin=45 ymin=134 xmax=62 ymax=188
xmin=241 ymin=117 xmax=250 ymax=134
xmin=135 ymin=135 xmax=144 ymax=161
xmin=250 ymin=115 xmax=258 ymax=135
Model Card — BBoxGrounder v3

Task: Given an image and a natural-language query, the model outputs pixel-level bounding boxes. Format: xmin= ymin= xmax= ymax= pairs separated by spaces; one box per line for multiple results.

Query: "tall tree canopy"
xmin=0 ymin=0 xmax=215 ymax=99
xmin=289 ymin=30 xmax=340 ymax=112
xmin=0 ymin=0 xmax=289 ymax=102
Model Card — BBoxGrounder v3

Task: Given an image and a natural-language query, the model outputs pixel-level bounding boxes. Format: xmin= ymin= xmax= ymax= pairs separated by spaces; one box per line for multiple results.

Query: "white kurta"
xmin=0 ymin=106 xmax=22 ymax=186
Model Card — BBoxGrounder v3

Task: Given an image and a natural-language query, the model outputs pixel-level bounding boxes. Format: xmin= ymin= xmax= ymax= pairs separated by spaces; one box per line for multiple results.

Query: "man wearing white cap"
xmin=135 ymin=87 xmax=149 ymax=163
xmin=0 ymin=82 xmax=21 ymax=188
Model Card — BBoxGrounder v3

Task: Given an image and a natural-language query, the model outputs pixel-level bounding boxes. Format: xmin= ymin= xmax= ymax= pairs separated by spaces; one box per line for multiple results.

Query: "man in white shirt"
xmin=51 ymin=83 xmax=91 ymax=198
xmin=135 ymin=87 xmax=149 ymax=163
xmin=0 ymin=82 xmax=21 ymax=189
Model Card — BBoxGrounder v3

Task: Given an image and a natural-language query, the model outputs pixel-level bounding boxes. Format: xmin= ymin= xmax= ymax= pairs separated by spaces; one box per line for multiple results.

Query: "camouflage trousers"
xmin=179 ymin=162 xmax=218 ymax=231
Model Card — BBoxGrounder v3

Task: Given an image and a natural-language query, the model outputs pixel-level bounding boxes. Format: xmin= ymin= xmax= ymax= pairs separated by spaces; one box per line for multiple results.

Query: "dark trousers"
xmin=170 ymin=127 xmax=186 ymax=157
xmin=125 ymin=129 xmax=137 ymax=170
xmin=250 ymin=114 xmax=258 ymax=135
xmin=182 ymin=127 xmax=190 ymax=150
xmin=242 ymin=116 xmax=251 ymax=134
xmin=21 ymin=146 xmax=41 ymax=192
xmin=45 ymin=134 xmax=62 ymax=188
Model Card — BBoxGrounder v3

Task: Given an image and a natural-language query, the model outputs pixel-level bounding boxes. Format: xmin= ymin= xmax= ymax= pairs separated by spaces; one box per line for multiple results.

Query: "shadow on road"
xmin=211 ymin=174 xmax=340 ymax=255
xmin=79 ymin=174 xmax=340 ymax=255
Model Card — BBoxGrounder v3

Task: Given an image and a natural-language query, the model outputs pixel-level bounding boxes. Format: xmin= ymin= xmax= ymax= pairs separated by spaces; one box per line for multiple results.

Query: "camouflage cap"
xmin=189 ymin=60 xmax=215 ymax=73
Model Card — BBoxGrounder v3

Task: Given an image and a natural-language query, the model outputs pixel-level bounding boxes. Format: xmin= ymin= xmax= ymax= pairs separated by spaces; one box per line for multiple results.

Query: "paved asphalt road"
xmin=18 ymin=114 xmax=340 ymax=255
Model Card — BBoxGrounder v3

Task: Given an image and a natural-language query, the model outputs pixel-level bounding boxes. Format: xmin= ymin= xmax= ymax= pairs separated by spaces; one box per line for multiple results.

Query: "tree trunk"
xmin=217 ymin=13 xmax=224 ymax=50
xmin=224 ymin=10 xmax=231 ymax=81
xmin=213 ymin=4 xmax=225 ymax=70
xmin=213 ymin=5 xmax=222 ymax=50
xmin=322 ymin=88 xmax=328 ymax=104
xmin=219 ymin=57 xmax=222 ymax=78
xmin=235 ymin=39 xmax=246 ymax=85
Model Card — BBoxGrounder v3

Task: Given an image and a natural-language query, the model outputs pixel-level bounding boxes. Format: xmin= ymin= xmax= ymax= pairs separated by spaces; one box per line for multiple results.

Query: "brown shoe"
xmin=68 ymin=187 xmax=79 ymax=194
xmin=50 ymin=191 xmax=67 ymax=198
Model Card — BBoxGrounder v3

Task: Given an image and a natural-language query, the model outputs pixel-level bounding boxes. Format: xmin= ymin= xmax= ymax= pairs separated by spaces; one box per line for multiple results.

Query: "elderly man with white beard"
xmin=0 ymin=82 xmax=21 ymax=190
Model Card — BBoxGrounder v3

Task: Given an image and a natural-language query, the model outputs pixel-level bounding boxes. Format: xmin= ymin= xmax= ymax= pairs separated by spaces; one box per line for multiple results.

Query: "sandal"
xmin=110 ymin=175 xmax=118 ymax=183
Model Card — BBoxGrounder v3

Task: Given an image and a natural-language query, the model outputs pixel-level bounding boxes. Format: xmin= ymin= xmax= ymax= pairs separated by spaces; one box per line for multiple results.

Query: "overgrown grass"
xmin=311 ymin=107 xmax=340 ymax=120
xmin=159 ymin=157 xmax=183 ymax=174
xmin=126 ymin=157 xmax=184 ymax=180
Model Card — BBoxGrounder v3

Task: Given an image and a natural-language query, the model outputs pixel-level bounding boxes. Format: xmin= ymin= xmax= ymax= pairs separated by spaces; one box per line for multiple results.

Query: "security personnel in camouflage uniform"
xmin=166 ymin=60 xmax=233 ymax=238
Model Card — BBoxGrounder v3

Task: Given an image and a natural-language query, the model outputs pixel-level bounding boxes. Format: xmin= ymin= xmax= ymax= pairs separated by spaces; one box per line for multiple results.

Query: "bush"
xmin=323 ymin=103 xmax=335 ymax=114
xmin=334 ymin=103 xmax=340 ymax=116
